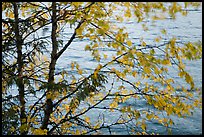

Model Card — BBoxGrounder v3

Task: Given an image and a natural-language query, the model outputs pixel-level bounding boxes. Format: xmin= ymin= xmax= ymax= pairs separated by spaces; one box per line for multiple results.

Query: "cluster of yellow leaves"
xmin=2 ymin=79 xmax=8 ymax=93
xmin=60 ymin=122 xmax=73 ymax=134
xmin=85 ymin=44 xmax=91 ymax=51
xmin=120 ymin=106 xmax=132 ymax=114
xmin=161 ymin=58 xmax=172 ymax=66
xmin=70 ymin=62 xmax=84 ymax=75
xmin=126 ymin=40 xmax=132 ymax=46
xmin=178 ymin=70 xmax=194 ymax=89
xmin=154 ymin=36 xmax=162 ymax=43
xmin=46 ymin=91 xmax=53 ymax=100
xmin=27 ymin=115 xmax=39 ymax=125
xmin=146 ymin=113 xmax=154 ymax=120
xmin=93 ymin=64 xmax=102 ymax=78
xmin=152 ymin=14 xmax=166 ymax=21
xmin=2 ymin=2 xmax=12 ymax=11
xmin=181 ymin=41 xmax=202 ymax=60
xmin=70 ymin=97 xmax=80 ymax=114
xmin=72 ymin=2 xmax=84 ymax=8
xmin=141 ymin=120 xmax=146 ymax=131
xmin=2 ymin=2 xmax=202 ymax=135
xmin=10 ymin=126 xmax=16 ymax=133
xmin=32 ymin=128 xmax=48 ymax=135
xmin=161 ymin=29 xmax=167 ymax=35
xmin=76 ymin=22 xmax=87 ymax=37
xmin=5 ymin=11 xmax=14 ymax=18
xmin=109 ymin=101 xmax=118 ymax=111
xmin=19 ymin=123 xmax=29 ymax=134
xmin=84 ymin=116 xmax=91 ymax=124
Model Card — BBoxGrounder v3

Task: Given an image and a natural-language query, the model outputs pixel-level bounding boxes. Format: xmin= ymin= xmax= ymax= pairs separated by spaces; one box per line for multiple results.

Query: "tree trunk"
xmin=13 ymin=2 xmax=27 ymax=135
xmin=41 ymin=2 xmax=58 ymax=131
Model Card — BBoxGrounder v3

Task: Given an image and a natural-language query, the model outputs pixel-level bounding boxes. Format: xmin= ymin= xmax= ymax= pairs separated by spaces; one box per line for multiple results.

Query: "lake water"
xmin=52 ymin=5 xmax=202 ymax=135
xmin=3 ymin=4 xmax=202 ymax=135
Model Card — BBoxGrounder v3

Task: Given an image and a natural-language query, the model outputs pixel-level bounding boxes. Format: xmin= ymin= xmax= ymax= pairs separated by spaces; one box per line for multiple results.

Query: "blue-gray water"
xmin=54 ymin=6 xmax=202 ymax=135
xmin=3 ymin=4 xmax=202 ymax=135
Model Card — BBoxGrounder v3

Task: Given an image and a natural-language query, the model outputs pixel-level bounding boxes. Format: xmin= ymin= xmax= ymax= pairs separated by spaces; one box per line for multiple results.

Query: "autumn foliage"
xmin=2 ymin=2 xmax=202 ymax=135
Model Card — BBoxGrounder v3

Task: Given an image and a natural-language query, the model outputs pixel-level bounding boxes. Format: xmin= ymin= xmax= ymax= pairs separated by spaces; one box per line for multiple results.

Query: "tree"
xmin=2 ymin=2 xmax=202 ymax=135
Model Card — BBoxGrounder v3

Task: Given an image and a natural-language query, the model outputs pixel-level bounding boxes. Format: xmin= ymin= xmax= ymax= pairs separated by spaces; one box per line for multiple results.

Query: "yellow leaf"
xmin=141 ymin=122 xmax=146 ymax=131
xmin=93 ymin=71 xmax=98 ymax=79
xmin=127 ymin=106 xmax=131 ymax=112
xmin=170 ymin=38 xmax=176 ymax=46
xmin=33 ymin=129 xmax=47 ymax=135
xmin=135 ymin=81 xmax=141 ymax=87
xmin=90 ymin=35 xmax=96 ymax=40
xmin=125 ymin=8 xmax=131 ymax=18
xmin=75 ymin=129 xmax=80 ymax=135
xmin=132 ymin=71 xmax=137 ymax=77
xmin=88 ymin=98 xmax=94 ymax=105
xmin=94 ymin=123 xmax=100 ymax=129
xmin=76 ymin=28 xmax=83 ymax=35
xmin=46 ymin=92 xmax=52 ymax=99
xmin=71 ymin=62 xmax=75 ymax=70
xmin=143 ymin=67 xmax=151 ymax=74
xmin=178 ymin=71 xmax=185 ymax=78
xmin=103 ymin=54 xmax=108 ymax=59
xmin=64 ymin=105 xmax=70 ymax=111
xmin=182 ymin=10 xmax=188 ymax=16
xmin=76 ymin=64 xmax=80 ymax=70
xmin=8 ymin=12 xmax=14 ymax=18
xmin=154 ymin=36 xmax=161 ymax=43
xmin=185 ymin=73 xmax=192 ymax=84
xmin=116 ymin=15 xmax=124 ymax=22
xmin=42 ymin=13 xmax=49 ymax=19
xmin=158 ymin=119 xmax=163 ymax=124
xmin=96 ymin=64 xmax=102 ymax=70
xmin=97 ymin=29 xmax=105 ymax=35
xmin=146 ymin=114 xmax=153 ymax=120
xmin=10 ymin=126 xmax=15 ymax=132
xmin=19 ymin=124 xmax=28 ymax=133
xmin=84 ymin=117 xmax=90 ymax=124
xmin=109 ymin=101 xmax=118 ymax=108
xmin=111 ymin=67 xmax=116 ymax=72
xmin=163 ymin=118 xmax=168 ymax=123
xmin=162 ymin=59 xmax=171 ymax=66
xmin=136 ymin=121 xmax=141 ymax=126
xmin=78 ymin=69 xmax=83 ymax=75
xmin=168 ymin=128 xmax=172 ymax=134
xmin=161 ymin=29 xmax=167 ymax=35
xmin=127 ymin=40 xmax=132 ymax=46
xmin=85 ymin=45 xmax=91 ymax=51
xmin=169 ymin=119 xmax=174 ymax=126
xmin=141 ymin=41 xmax=146 ymax=47
xmin=92 ymin=43 xmax=98 ymax=49
xmin=121 ymin=89 xmax=128 ymax=95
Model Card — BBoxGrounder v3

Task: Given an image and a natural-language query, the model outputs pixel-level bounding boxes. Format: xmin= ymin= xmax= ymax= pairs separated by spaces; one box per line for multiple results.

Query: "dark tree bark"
xmin=41 ymin=2 xmax=92 ymax=131
xmin=41 ymin=2 xmax=58 ymax=130
xmin=13 ymin=2 xmax=27 ymax=135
